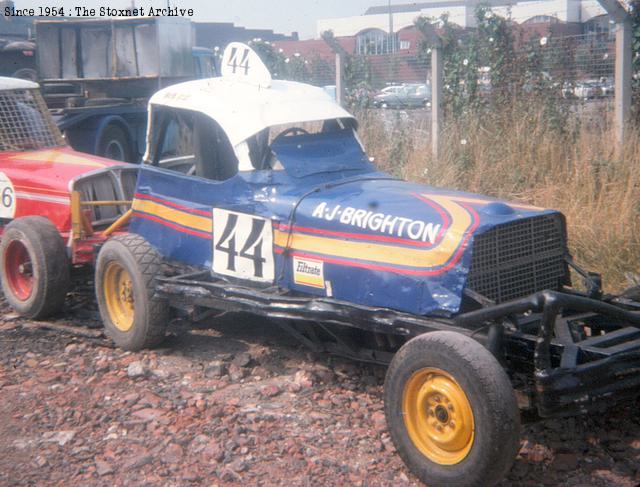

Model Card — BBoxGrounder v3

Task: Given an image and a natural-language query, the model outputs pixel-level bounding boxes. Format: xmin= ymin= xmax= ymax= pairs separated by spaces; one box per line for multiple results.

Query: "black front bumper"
xmin=536 ymin=349 xmax=640 ymax=417
xmin=157 ymin=270 xmax=640 ymax=419
xmin=456 ymin=290 xmax=640 ymax=418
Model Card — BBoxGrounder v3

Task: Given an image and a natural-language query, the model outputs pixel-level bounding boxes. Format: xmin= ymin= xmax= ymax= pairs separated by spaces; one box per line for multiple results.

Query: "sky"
xmin=13 ymin=0 xmax=404 ymax=39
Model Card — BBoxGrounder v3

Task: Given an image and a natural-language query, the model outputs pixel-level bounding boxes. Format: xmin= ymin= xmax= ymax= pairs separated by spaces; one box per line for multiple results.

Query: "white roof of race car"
xmin=0 ymin=77 xmax=39 ymax=91
xmin=147 ymin=43 xmax=354 ymax=148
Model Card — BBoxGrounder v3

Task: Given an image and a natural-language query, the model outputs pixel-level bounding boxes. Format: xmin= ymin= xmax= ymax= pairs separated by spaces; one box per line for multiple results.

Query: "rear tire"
xmin=384 ymin=331 xmax=521 ymax=487
xmin=95 ymin=234 xmax=168 ymax=351
xmin=0 ymin=217 xmax=70 ymax=319
xmin=97 ymin=125 xmax=132 ymax=162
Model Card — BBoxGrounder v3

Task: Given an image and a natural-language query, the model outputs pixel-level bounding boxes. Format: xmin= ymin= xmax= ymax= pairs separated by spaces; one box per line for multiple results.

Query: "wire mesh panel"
xmin=512 ymin=31 xmax=615 ymax=103
xmin=0 ymin=89 xmax=64 ymax=151
xmin=467 ymin=215 xmax=568 ymax=303
xmin=359 ymin=53 xmax=429 ymax=89
xmin=270 ymin=54 xmax=336 ymax=87
xmin=339 ymin=29 xmax=615 ymax=111
xmin=344 ymin=53 xmax=430 ymax=110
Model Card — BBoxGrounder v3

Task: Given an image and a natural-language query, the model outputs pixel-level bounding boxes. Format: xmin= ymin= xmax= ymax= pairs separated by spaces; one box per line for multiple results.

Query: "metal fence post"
xmin=431 ymin=46 xmax=443 ymax=161
xmin=615 ymin=19 xmax=632 ymax=153
xmin=596 ymin=0 xmax=632 ymax=155
xmin=335 ymin=53 xmax=345 ymax=107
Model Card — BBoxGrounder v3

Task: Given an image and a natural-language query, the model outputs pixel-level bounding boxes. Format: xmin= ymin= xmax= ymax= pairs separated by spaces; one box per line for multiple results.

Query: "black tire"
xmin=95 ymin=234 xmax=168 ymax=351
xmin=384 ymin=331 xmax=521 ymax=487
xmin=11 ymin=68 xmax=37 ymax=81
xmin=0 ymin=217 xmax=70 ymax=319
xmin=97 ymin=124 xmax=132 ymax=162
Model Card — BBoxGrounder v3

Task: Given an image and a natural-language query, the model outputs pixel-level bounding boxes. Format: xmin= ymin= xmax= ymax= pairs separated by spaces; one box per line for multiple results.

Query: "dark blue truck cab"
xmin=35 ymin=17 xmax=216 ymax=162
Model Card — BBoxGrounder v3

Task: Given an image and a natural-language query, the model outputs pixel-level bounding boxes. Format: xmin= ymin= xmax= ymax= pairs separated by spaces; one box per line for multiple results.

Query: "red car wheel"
xmin=0 ymin=217 xmax=70 ymax=319
xmin=4 ymin=239 xmax=34 ymax=301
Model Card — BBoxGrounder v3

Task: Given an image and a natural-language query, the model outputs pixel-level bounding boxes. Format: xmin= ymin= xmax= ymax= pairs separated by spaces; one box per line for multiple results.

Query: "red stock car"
xmin=0 ymin=77 xmax=136 ymax=318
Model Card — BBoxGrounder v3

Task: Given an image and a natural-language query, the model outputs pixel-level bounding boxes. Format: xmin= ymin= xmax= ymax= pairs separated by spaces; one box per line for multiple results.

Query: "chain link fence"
xmin=337 ymin=31 xmax=615 ymax=113
xmin=247 ymin=28 xmax=617 ymax=133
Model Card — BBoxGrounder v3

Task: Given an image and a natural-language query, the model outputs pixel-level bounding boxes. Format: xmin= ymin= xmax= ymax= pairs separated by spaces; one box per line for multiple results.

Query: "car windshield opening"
xmin=265 ymin=122 xmax=373 ymax=178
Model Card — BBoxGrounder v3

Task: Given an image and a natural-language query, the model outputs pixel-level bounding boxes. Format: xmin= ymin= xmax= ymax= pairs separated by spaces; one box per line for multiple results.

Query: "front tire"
xmin=0 ymin=217 xmax=70 ymax=319
xmin=384 ymin=331 xmax=521 ymax=487
xmin=95 ymin=234 xmax=168 ymax=350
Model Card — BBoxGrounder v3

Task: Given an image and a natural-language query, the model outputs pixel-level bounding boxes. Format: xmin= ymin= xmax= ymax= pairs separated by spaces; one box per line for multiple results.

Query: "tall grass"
xmin=357 ymin=102 xmax=640 ymax=292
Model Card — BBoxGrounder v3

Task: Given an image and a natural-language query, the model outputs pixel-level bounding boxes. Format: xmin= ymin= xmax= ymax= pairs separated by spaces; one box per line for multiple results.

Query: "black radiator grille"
xmin=466 ymin=215 xmax=568 ymax=303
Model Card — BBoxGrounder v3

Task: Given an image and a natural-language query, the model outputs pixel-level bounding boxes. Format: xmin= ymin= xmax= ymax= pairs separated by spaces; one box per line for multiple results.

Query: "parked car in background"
xmin=372 ymin=83 xmax=431 ymax=109
xmin=561 ymin=81 xmax=574 ymax=99
xmin=599 ymin=78 xmax=614 ymax=97
xmin=573 ymin=80 xmax=600 ymax=100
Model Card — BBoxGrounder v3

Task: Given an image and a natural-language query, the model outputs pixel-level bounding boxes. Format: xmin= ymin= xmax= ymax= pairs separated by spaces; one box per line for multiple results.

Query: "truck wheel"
xmin=11 ymin=68 xmax=38 ymax=82
xmin=97 ymin=125 xmax=132 ymax=162
xmin=0 ymin=217 xmax=70 ymax=319
xmin=95 ymin=234 xmax=168 ymax=351
xmin=384 ymin=331 xmax=521 ymax=487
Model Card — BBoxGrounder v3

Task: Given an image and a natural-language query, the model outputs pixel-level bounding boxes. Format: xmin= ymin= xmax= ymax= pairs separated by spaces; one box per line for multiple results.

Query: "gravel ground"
xmin=1 ymin=293 xmax=639 ymax=487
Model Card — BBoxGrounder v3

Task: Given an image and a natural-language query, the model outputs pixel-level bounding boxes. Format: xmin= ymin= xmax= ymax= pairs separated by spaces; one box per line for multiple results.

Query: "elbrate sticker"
xmin=293 ymin=256 xmax=324 ymax=289
xmin=0 ymin=172 xmax=16 ymax=219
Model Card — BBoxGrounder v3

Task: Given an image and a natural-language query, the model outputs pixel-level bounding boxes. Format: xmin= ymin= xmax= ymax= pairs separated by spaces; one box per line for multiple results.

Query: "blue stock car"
xmin=92 ymin=44 xmax=640 ymax=487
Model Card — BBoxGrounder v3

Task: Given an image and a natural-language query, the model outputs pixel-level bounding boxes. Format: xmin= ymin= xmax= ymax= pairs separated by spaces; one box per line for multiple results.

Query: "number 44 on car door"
xmin=212 ymin=208 xmax=274 ymax=282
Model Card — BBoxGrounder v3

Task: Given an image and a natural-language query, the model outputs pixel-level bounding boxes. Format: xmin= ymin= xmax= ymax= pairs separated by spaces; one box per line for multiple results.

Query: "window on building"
xmin=399 ymin=40 xmax=410 ymax=50
xmin=356 ymin=29 xmax=399 ymax=55
xmin=584 ymin=15 xmax=614 ymax=41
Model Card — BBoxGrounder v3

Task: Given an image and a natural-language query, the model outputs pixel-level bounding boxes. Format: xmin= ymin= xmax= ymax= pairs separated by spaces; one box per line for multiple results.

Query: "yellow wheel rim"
xmin=103 ymin=261 xmax=135 ymax=332
xmin=402 ymin=367 xmax=475 ymax=465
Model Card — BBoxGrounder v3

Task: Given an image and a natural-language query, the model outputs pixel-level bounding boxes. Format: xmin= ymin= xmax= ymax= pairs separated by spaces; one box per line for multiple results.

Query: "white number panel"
xmin=212 ymin=208 xmax=274 ymax=283
xmin=225 ymin=46 xmax=251 ymax=75
xmin=220 ymin=42 xmax=272 ymax=87
xmin=0 ymin=172 xmax=16 ymax=219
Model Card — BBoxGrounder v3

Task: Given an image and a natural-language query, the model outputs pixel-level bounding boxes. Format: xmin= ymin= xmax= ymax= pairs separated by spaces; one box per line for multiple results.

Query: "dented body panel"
xmin=0 ymin=80 xmax=137 ymax=260
xmin=0 ymin=146 xmax=135 ymax=235
xmin=130 ymin=127 xmax=565 ymax=316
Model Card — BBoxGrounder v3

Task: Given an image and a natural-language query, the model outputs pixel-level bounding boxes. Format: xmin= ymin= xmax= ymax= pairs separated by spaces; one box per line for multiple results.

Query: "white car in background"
xmin=574 ymin=80 xmax=600 ymax=100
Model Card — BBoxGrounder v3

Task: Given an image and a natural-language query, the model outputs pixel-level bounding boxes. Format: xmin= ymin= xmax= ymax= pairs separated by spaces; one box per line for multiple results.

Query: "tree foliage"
xmin=416 ymin=6 xmax=574 ymax=128
xmin=244 ymin=39 xmax=332 ymax=85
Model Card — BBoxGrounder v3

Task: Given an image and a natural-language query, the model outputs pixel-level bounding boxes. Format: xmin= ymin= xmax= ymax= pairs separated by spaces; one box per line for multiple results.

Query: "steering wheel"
xmin=273 ymin=127 xmax=310 ymax=142
xmin=263 ymin=127 xmax=310 ymax=170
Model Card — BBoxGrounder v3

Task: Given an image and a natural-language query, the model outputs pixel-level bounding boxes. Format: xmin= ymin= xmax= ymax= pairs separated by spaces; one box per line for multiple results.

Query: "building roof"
xmin=0 ymin=76 xmax=38 ymax=91
xmin=274 ymin=38 xmax=356 ymax=59
xmin=365 ymin=1 xmax=463 ymax=15
xmin=194 ymin=22 xmax=298 ymax=49
xmin=364 ymin=0 xmax=516 ymax=15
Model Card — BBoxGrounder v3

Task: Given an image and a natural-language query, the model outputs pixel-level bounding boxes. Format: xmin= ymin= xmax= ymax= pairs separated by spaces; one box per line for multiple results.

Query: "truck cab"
xmin=35 ymin=17 xmax=217 ymax=163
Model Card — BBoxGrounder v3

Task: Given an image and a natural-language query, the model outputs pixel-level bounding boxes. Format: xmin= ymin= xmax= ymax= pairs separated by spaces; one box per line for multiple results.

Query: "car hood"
xmin=0 ymin=146 xmax=136 ymax=194
xmin=279 ymin=177 xmax=566 ymax=314
xmin=292 ymin=177 xmax=556 ymax=249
